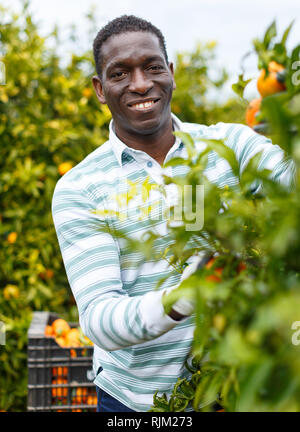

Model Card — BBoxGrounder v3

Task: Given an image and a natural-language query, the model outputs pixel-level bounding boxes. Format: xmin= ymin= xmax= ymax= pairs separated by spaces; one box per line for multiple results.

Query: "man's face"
xmin=92 ymin=31 xmax=176 ymax=139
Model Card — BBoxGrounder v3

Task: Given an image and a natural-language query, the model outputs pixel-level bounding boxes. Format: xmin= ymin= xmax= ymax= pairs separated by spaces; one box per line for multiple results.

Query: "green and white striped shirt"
xmin=51 ymin=114 xmax=293 ymax=411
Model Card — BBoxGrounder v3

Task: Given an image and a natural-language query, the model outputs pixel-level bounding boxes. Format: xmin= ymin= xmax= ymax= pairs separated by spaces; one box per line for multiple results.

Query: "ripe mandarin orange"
xmin=52 ymin=378 xmax=68 ymax=399
xmin=82 ymin=88 xmax=93 ymax=98
xmin=246 ymin=98 xmax=262 ymax=128
xmin=204 ymin=257 xmax=223 ymax=282
xmin=7 ymin=232 xmax=17 ymax=243
xmin=257 ymin=61 xmax=286 ymax=97
xmin=52 ymin=318 xmax=71 ymax=338
xmin=45 ymin=325 xmax=53 ymax=336
xmin=58 ymin=162 xmax=73 ymax=176
xmin=65 ymin=328 xmax=81 ymax=347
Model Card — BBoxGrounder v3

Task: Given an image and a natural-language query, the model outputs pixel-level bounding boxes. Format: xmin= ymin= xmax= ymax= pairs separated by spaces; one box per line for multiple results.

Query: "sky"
xmin=2 ymin=0 xmax=300 ymax=100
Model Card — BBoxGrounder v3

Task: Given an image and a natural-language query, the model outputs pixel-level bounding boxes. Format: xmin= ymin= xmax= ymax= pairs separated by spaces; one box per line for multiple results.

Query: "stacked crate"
xmin=27 ymin=311 xmax=97 ymax=412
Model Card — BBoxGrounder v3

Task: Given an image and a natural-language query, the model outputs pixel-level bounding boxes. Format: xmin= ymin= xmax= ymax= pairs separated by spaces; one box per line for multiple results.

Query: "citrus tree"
xmin=0 ymin=2 xmax=110 ymax=410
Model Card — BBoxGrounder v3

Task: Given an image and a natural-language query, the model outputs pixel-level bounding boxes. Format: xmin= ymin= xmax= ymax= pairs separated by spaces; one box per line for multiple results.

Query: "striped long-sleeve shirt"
xmin=51 ymin=114 xmax=294 ymax=411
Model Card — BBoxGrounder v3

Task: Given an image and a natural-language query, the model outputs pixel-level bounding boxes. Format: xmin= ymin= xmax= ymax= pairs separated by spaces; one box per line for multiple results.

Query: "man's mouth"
xmin=128 ymin=99 xmax=160 ymax=111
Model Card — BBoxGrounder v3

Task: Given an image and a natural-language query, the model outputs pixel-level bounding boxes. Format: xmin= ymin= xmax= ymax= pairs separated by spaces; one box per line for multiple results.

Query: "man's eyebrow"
xmin=106 ymin=55 xmax=165 ymax=72
xmin=143 ymin=55 xmax=165 ymax=64
xmin=105 ymin=61 xmax=128 ymax=74
xmin=107 ymin=61 xmax=128 ymax=69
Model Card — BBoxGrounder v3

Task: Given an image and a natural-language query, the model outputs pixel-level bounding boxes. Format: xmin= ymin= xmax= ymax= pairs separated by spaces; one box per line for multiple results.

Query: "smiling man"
xmin=52 ymin=15 xmax=294 ymax=412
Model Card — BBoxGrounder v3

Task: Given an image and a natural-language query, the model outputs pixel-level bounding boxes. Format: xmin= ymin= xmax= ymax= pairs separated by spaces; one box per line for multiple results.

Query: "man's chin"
xmin=127 ymin=116 xmax=169 ymax=136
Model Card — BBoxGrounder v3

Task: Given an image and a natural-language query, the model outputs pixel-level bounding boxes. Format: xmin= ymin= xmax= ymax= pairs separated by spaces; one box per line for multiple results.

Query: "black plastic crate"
xmin=27 ymin=311 xmax=97 ymax=412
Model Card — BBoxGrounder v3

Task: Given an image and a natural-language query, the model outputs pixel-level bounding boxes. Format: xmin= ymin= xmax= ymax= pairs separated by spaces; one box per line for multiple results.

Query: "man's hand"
xmin=166 ymin=254 xmax=212 ymax=321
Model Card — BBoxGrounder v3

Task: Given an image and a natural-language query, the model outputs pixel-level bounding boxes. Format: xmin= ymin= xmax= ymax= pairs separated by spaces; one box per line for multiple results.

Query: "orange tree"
xmin=0 ymin=2 xmax=110 ymax=410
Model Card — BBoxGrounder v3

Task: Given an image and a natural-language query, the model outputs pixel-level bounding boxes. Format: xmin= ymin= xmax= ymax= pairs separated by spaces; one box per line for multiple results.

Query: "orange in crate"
xmin=28 ymin=312 xmax=96 ymax=412
xmin=87 ymin=395 xmax=97 ymax=405
xmin=65 ymin=328 xmax=81 ymax=347
xmin=52 ymin=378 xmax=68 ymax=402
xmin=52 ymin=366 xmax=68 ymax=378
xmin=45 ymin=325 xmax=53 ymax=336
xmin=72 ymin=387 xmax=88 ymax=405
xmin=52 ymin=319 xmax=71 ymax=338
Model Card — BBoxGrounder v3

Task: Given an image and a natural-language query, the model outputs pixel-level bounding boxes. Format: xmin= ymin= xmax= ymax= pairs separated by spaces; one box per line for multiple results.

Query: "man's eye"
xmin=149 ymin=65 xmax=164 ymax=71
xmin=111 ymin=71 xmax=126 ymax=79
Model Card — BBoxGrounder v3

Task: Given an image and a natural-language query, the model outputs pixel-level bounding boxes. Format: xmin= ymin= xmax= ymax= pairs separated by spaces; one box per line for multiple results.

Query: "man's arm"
xmin=223 ymin=123 xmax=296 ymax=188
xmin=51 ymin=179 xmax=181 ymax=352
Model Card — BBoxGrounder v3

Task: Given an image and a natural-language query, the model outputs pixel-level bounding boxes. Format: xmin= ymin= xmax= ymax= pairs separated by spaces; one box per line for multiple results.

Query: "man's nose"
xmin=128 ymin=69 xmax=153 ymax=94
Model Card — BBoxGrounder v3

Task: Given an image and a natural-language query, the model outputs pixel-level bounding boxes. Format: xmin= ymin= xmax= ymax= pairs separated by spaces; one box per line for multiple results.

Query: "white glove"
xmin=165 ymin=253 xmax=211 ymax=317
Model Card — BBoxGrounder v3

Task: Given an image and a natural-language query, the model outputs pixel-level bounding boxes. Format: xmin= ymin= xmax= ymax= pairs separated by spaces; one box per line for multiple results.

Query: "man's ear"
xmin=92 ymin=75 xmax=106 ymax=104
xmin=168 ymin=62 xmax=176 ymax=91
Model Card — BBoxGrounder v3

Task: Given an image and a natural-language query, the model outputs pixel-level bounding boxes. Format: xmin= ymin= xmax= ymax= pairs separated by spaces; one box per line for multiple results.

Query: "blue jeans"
xmin=96 ymin=368 xmax=135 ymax=412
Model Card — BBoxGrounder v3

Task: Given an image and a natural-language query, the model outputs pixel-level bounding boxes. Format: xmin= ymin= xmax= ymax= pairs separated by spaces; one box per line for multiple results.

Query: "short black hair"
xmin=93 ymin=15 xmax=169 ymax=77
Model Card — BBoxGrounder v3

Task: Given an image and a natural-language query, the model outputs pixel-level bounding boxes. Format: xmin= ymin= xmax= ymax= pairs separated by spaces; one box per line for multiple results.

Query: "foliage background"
xmin=0 ymin=1 xmax=252 ymax=411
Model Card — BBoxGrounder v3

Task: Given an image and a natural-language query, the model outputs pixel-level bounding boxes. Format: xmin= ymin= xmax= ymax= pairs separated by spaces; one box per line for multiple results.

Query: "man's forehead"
xmin=101 ymin=31 xmax=164 ymax=66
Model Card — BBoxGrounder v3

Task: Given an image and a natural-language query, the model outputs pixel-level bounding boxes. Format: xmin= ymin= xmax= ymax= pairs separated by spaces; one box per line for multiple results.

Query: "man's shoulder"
xmin=180 ymin=120 xmax=273 ymax=156
xmin=52 ymin=140 xmax=117 ymax=202
xmin=181 ymin=120 xmax=253 ymax=141
xmin=55 ymin=140 xmax=116 ymax=185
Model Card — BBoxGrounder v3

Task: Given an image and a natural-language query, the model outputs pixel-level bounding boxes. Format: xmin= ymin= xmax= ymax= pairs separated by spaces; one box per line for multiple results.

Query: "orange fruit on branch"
xmin=7 ymin=232 xmax=17 ymax=243
xmin=204 ymin=257 xmax=223 ymax=283
xmin=246 ymin=98 xmax=262 ymax=128
xmin=58 ymin=161 xmax=73 ymax=176
xmin=213 ymin=313 xmax=226 ymax=332
xmin=39 ymin=268 xmax=54 ymax=280
xmin=257 ymin=61 xmax=286 ymax=97
xmin=3 ymin=284 xmax=19 ymax=299
xmin=82 ymin=87 xmax=93 ymax=98
xmin=237 ymin=261 xmax=247 ymax=274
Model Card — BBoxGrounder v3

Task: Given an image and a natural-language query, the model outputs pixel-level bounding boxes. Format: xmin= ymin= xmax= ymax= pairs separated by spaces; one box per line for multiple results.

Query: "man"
xmin=52 ymin=15 xmax=294 ymax=412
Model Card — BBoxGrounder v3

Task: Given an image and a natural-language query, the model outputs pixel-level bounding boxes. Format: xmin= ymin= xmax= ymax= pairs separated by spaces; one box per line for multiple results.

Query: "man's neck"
xmin=114 ymin=117 xmax=175 ymax=166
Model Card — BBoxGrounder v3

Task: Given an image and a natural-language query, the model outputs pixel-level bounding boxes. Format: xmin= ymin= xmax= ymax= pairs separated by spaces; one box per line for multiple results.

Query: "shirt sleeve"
xmin=51 ymin=177 xmax=179 ymax=352
xmin=222 ymin=123 xmax=296 ymax=189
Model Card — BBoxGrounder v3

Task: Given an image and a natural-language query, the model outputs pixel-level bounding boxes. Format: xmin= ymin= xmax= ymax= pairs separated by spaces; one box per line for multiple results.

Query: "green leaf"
xmin=232 ymin=73 xmax=252 ymax=98
xmin=281 ymin=20 xmax=294 ymax=46
xmin=163 ymin=157 xmax=190 ymax=167
xmin=174 ymin=131 xmax=197 ymax=159
xmin=263 ymin=20 xmax=277 ymax=49
xmin=201 ymin=139 xmax=240 ymax=178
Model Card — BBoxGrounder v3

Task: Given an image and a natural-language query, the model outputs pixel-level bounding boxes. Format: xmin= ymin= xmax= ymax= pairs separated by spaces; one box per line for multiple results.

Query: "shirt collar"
xmin=109 ymin=113 xmax=184 ymax=167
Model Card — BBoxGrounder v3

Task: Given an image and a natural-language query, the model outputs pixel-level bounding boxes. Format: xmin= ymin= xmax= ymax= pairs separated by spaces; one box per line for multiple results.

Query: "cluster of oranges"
xmin=246 ymin=61 xmax=286 ymax=129
xmin=45 ymin=318 xmax=96 ymax=411
xmin=45 ymin=318 xmax=93 ymax=357
xmin=203 ymin=256 xmax=247 ymax=283
xmin=51 ymin=366 xmax=97 ymax=411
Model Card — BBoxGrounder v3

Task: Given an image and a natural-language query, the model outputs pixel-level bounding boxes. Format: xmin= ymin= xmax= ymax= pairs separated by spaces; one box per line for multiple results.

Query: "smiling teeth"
xmin=133 ymin=101 xmax=155 ymax=109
